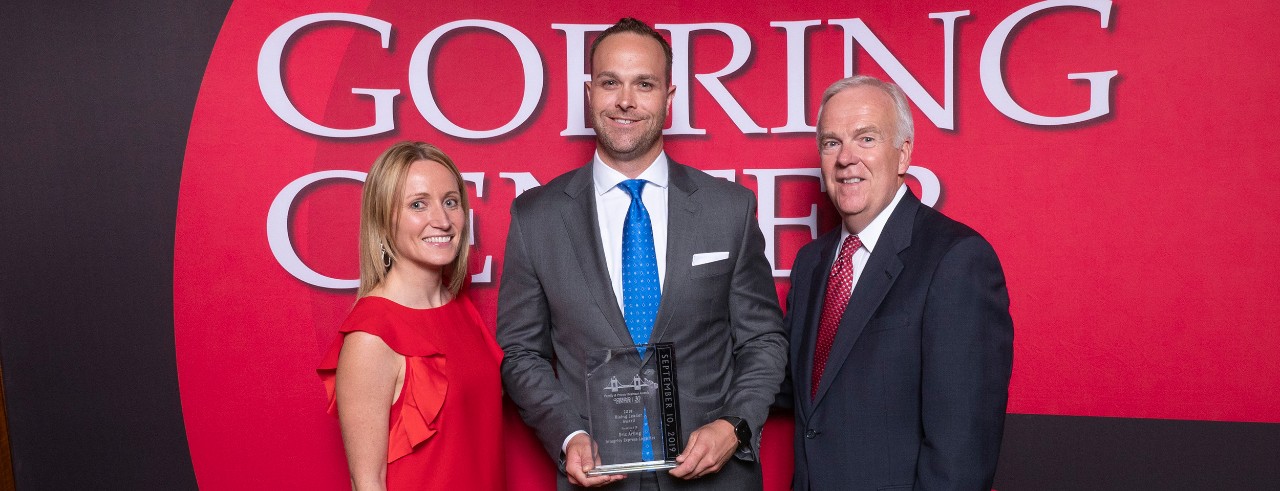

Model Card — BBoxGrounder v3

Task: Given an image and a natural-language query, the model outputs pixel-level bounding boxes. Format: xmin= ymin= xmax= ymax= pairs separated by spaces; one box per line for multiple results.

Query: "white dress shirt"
xmin=592 ymin=151 xmax=670 ymax=311
xmin=562 ymin=151 xmax=671 ymax=453
xmin=837 ymin=184 xmax=908 ymax=288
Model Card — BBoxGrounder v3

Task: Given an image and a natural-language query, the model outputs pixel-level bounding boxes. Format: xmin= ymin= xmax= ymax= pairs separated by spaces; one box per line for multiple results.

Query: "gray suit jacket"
xmin=498 ymin=160 xmax=787 ymax=490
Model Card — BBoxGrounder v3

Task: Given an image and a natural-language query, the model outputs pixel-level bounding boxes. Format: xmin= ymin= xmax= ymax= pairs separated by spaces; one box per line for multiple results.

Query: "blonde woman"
xmin=319 ymin=142 xmax=501 ymax=490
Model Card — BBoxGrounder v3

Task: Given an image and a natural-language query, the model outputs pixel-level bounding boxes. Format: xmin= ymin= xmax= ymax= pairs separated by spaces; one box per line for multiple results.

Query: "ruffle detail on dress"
xmin=316 ymin=295 xmax=482 ymax=464
xmin=386 ymin=354 xmax=447 ymax=463
xmin=318 ymin=349 xmax=449 ymax=464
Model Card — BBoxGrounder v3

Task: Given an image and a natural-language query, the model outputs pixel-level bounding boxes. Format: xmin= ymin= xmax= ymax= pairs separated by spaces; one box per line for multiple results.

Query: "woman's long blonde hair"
xmin=357 ymin=141 xmax=470 ymax=298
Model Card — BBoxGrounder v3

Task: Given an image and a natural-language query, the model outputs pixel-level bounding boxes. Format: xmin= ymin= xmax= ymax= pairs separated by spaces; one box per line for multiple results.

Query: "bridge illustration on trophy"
xmin=603 ymin=374 xmax=659 ymax=393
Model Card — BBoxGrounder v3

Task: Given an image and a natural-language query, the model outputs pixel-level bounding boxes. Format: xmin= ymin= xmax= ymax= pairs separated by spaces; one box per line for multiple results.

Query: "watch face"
xmin=731 ymin=418 xmax=750 ymax=444
xmin=721 ymin=417 xmax=747 ymax=444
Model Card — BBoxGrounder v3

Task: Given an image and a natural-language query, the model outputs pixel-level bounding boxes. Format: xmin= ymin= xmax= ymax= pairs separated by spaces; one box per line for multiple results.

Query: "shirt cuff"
xmin=561 ymin=430 xmax=588 ymax=454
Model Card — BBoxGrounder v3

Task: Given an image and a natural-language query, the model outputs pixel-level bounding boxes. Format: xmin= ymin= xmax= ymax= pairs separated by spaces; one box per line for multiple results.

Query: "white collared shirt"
xmin=838 ymin=184 xmax=908 ymax=289
xmin=592 ymin=151 xmax=670 ymax=312
xmin=561 ymin=152 xmax=671 ymax=453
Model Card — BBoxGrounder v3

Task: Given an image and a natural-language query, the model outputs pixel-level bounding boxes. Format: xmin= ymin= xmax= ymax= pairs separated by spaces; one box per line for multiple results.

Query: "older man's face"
xmin=817 ymin=86 xmax=912 ymax=233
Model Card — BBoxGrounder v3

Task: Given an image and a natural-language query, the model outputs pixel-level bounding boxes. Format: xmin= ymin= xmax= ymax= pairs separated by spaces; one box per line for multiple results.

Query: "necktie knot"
xmin=838 ymin=235 xmax=862 ymax=263
xmin=619 ymin=179 xmax=647 ymax=200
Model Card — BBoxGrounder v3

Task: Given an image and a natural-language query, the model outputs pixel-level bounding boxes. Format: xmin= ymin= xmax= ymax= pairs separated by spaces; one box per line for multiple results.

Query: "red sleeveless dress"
xmin=318 ymin=294 xmax=503 ymax=490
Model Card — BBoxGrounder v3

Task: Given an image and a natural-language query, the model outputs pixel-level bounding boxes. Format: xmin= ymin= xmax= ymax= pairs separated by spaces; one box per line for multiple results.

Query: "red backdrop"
xmin=173 ymin=0 xmax=1280 ymax=488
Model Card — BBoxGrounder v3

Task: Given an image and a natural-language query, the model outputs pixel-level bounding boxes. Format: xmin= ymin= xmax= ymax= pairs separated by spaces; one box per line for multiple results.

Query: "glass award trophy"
xmin=584 ymin=342 xmax=682 ymax=475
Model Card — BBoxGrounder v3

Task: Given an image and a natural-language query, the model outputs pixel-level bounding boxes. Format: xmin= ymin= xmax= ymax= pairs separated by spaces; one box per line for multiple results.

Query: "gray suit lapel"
xmin=558 ymin=165 xmax=632 ymax=347
xmin=650 ymin=163 xmax=699 ymax=346
xmin=811 ymin=192 xmax=919 ymax=409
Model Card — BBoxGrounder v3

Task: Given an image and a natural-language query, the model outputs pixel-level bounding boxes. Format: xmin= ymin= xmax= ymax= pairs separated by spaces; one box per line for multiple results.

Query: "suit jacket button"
xmin=804 ymin=429 xmax=817 ymax=439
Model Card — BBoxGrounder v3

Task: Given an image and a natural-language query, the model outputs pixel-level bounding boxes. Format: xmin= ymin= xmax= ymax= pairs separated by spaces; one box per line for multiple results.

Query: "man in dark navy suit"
xmin=784 ymin=75 xmax=1014 ymax=490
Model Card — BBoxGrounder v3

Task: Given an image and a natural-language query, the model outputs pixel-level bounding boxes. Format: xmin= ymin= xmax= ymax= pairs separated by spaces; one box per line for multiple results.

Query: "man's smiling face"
xmin=587 ymin=32 xmax=675 ymax=170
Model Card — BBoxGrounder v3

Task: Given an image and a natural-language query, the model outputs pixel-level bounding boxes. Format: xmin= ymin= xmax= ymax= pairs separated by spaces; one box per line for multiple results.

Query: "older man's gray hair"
xmin=817 ymin=75 xmax=914 ymax=148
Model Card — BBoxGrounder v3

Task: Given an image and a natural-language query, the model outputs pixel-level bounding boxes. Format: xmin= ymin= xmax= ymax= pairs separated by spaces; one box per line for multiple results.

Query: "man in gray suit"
xmin=498 ymin=17 xmax=787 ymax=489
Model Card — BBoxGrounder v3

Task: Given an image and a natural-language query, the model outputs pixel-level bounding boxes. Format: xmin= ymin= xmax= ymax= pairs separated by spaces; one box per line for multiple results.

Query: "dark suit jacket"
xmin=498 ymin=161 xmax=787 ymax=490
xmin=785 ymin=191 xmax=1013 ymax=491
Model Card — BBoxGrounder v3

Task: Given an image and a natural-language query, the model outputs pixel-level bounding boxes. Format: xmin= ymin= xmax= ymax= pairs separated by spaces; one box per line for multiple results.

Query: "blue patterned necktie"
xmin=619 ymin=179 xmax=660 ymax=350
xmin=619 ymin=178 xmax=659 ymax=461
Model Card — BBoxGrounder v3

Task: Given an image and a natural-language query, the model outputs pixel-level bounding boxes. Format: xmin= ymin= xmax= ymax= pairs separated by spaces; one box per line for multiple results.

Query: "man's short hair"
xmin=589 ymin=17 xmax=673 ymax=85
xmin=818 ymin=76 xmax=915 ymax=148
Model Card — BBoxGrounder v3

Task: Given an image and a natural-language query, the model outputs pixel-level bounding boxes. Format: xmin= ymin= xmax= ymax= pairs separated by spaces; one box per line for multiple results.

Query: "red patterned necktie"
xmin=811 ymin=234 xmax=861 ymax=400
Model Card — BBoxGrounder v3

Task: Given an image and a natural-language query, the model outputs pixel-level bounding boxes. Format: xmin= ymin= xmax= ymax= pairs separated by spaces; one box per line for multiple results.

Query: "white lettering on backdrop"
xmin=268 ymin=168 xmax=940 ymax=286
xmin=258 ymin=1 xmax=1113 ymax=287
xmin=258 ymin=2 xmax=1115 ymax=137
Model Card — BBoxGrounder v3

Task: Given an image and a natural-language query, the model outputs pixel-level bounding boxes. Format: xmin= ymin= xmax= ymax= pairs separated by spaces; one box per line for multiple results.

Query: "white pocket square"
xmin=691 ymin=252 xmax=730 ymax=266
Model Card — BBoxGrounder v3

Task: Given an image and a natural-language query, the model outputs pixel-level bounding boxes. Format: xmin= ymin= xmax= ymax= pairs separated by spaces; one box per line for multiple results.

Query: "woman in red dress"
xmin=318 ymin=142 xmax=503 ymax=490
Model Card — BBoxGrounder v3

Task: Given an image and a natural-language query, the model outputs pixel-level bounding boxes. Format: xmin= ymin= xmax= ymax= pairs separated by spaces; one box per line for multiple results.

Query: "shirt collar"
xmin=841 ymin=184 xmax=908 ymax=253
xmin=592 ymin=151 xmax=670 ymax=196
